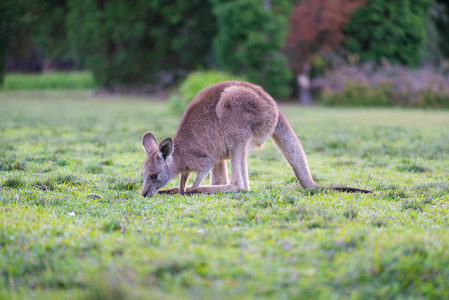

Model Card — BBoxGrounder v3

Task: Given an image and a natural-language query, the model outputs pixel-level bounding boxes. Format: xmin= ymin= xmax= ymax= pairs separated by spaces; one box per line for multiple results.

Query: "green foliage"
xmin=212 ymin=0 xmax=292 ymax=98
xmin=1 ymin=92 xmax=449 ymax=298
xmin=67 ymin=0 xmax=216 ymax=89
xmin=1 ymin=0 xmax=293 ymax=94
xmin=345 ymin=0 xmax=432 ymax=67
xmin=168 ymin=70 xmax=246 ymax=114
xmin=3 ymin=71 xmax=96 ymax=90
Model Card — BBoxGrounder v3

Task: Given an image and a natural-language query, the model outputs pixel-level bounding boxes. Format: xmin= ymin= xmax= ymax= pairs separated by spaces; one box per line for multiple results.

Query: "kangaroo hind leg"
xmin=229 ymin=143 xmax=249 ymax=191
xmin=186 ymin=144 xmax=249 ymax=195
xmin=210 ymin=160 xmax=228 ymax=185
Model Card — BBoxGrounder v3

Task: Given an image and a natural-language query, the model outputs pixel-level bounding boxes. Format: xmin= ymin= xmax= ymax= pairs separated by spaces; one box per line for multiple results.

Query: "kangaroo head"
xmin=141 ymin=132 xmax=174 ymax=197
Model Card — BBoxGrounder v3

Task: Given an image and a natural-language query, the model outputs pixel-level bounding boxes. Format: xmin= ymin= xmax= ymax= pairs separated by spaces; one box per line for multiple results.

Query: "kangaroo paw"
xmin=184 ymin=188 xmax=209 ymax=195
xmin=184 ymin=185 xmax=241 ymax=196
xmin=157 ymin=187 xmax=180 ymax=194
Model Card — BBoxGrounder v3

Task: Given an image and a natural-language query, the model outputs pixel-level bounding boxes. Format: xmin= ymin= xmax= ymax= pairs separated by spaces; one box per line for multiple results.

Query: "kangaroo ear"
xmin=158 ymin=138 xmax=174 ymax=161
xmin=142 ymin=132 xmax=158 ymax=154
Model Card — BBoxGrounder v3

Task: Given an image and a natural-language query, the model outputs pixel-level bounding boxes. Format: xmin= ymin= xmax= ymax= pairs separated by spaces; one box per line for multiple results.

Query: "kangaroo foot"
xmin=157 ymin=187 xmax=180 ymax=195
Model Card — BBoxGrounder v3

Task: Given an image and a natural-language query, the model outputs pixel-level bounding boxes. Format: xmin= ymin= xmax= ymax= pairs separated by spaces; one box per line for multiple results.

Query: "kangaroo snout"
xmin=141 ymin=189 xmax=154 ymax=198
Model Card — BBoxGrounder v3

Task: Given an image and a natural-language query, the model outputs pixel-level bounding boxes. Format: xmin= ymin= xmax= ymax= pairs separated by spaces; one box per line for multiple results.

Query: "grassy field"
xmin=2 ymin=72 xmax=97 ymax=91
xmin=1 ymin=91 xmax=449 ymax=299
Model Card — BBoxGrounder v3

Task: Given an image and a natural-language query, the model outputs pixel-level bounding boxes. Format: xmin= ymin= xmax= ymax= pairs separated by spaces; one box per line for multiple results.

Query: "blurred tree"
xmin=344 ymin=0 xmax=431 ymax=67
xmin=33 ymin=0 xmax=73 ymax=71
xmin=2 ymin=0 xmax=78 ymax=76
xmin=421 ymin=1 xmax=447 ymax=65
xmin=435 ymin=0 xmax=449 ymax=59
xmin=67 ymin=0 xmax=216 ymax=89
xmin=0 ymin=0 xmax=36 ymax=85
xmin=285 ymin=0 xmax=366 ymax=74
xmin=212 ymin=0 xmax=292 ymax=98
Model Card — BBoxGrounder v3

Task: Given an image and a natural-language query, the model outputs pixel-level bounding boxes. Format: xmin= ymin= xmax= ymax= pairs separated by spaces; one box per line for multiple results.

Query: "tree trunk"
xmin=298 ymin=63 xmax=312 ymax=104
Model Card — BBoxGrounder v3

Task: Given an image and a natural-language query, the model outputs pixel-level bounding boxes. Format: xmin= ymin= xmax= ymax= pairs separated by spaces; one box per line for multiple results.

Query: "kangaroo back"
xmin=271 ymin=112 xmax=319 ymax=189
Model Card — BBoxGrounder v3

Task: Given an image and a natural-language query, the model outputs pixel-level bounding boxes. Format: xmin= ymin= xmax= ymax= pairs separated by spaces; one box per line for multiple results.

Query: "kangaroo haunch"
xmin=141 ymin=81 xmax=372 ymax=197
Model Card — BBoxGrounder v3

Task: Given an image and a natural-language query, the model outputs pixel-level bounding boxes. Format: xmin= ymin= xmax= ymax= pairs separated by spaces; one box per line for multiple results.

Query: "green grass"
xmin=1 ymin=91 xmax=449 ymax=299
xmin=2 ymin=71 xmax=97 ymax=91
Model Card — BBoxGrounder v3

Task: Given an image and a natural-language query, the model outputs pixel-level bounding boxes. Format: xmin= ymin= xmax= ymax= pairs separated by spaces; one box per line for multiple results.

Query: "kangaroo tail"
xmin=271 ymin=111 xmax=372 ymax=194
xmin=271 ymin=111 xmax=319 ymax=189
xmin=326 ymin=187 xmax=373 ymax=194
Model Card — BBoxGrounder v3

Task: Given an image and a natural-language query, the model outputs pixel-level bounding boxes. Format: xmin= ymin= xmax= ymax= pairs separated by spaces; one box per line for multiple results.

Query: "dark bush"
xmin=344 ymin=0 xmax=431 ymax=67
xmin=67 ymin=0 xmax=216 ymax=89
xmin=212 ymin=0 xmax=292 ymax=98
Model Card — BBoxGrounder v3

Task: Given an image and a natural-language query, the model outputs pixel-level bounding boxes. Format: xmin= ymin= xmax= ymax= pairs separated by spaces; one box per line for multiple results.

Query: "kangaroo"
xmin=141 ymin=81 xmax=372 ymax=197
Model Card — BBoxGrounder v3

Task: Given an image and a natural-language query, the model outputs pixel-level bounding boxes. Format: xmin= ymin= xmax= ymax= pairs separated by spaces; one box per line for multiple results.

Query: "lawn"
xmin=2 ymin=72 xmax=97 ymax=91
xmin=1 ymin=91 xmax=449 ymax=299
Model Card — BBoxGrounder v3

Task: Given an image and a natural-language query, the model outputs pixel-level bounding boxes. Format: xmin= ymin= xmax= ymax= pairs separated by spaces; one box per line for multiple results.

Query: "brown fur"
xmin=141 ymin=81 xmax=372 ymax=197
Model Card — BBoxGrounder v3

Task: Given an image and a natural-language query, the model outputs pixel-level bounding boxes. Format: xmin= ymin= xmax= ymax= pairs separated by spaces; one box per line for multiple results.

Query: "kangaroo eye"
xmin=150 ymin=174 xmax=158 ymax=180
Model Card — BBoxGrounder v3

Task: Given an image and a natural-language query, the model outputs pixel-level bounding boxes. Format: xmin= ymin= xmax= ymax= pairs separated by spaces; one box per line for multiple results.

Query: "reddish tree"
xmin=285 ymin=0 xmax=366 ymax=73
